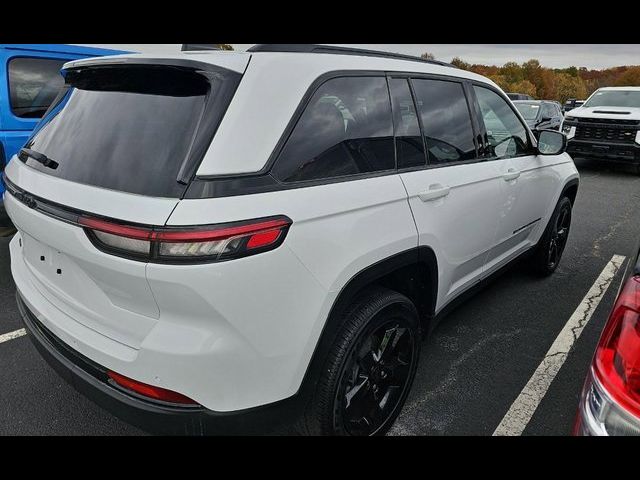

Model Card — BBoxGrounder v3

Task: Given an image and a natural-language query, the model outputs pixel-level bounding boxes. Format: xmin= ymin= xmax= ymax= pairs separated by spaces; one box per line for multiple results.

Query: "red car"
xmin=575 ymin=242 xmax=640 ymax=435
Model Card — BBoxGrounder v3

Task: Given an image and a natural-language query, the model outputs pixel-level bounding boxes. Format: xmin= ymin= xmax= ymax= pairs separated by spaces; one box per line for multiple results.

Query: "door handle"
xmin=418 ymin=184 xmax=451 ymax=202
xmin=502 ymin=168 xmax=521 ymax=182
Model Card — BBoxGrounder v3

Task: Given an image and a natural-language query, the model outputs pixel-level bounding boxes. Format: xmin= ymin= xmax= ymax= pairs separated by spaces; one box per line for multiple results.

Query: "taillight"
xmin=79 ymin=217 xmax=153 ymax=256
xmin=107 ymin=371 xmax=198 ymax=406
xmin=594 ymin=275 xmax=640 ymax=419
xmin=79 ymin=215 xmax=292 ymax=263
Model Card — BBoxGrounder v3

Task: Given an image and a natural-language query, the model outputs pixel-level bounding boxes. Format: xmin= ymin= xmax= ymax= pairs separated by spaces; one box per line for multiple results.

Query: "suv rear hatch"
xmin=4 ymin=57 xmax=245 ymax=350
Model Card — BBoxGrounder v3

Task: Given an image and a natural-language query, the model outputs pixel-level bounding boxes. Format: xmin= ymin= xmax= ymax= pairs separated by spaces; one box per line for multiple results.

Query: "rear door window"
xmin=8 ymin=57 xmax=67 ymax=119
xmin=410 ymin=78 xmax=477 ymax=165
xmin=21 ymin=65 xmax=240 ymax=198
xmin=273 ymin=76 xmax=395 ymax=183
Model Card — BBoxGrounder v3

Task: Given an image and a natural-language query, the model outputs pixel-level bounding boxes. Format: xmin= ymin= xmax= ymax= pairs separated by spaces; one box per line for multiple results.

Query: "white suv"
xmin=3 ymin=44 xmax=579 ymax=435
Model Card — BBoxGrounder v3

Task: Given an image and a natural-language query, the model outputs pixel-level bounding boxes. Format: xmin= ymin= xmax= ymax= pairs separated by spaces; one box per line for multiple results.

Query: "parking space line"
xmin=493 ymin=254 xmax=626 ymax=436
xmin=0 ymin=328 xmax=26 ymax=344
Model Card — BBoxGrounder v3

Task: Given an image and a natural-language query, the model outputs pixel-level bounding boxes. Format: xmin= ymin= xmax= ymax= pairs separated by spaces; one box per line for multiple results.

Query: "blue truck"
xmin=0 ymin=44 xmax=127 ymax=226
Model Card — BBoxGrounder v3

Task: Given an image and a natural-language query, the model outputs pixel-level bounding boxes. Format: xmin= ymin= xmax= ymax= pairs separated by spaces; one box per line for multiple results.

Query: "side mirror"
xmin=540 ymin=115 xmax=552 ymax=122
xmin=537 ymin=129 xmax=566 ymax=155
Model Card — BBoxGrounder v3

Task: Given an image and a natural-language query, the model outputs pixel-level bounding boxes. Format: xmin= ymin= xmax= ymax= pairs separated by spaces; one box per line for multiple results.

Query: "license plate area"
xmin=21 ymin=233 xmax=72 ymax=288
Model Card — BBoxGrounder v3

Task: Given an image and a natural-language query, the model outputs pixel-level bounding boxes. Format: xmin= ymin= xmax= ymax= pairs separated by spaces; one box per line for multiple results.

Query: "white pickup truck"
xmin=562 ymin=87 xmax=640 ymax=173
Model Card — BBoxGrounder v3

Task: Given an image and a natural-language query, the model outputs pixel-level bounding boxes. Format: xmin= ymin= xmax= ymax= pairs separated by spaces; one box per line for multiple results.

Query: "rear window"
xmin=21 ymin=65 xmax=240 ymax=198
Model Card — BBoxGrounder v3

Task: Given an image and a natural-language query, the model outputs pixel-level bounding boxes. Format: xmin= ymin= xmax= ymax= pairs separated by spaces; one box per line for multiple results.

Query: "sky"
xmin=88 ymin=44 xmax=640 ymax=69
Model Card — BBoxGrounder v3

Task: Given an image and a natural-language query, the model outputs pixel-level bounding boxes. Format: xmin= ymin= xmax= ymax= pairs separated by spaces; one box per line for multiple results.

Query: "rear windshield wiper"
xmin=19 ymin=148 xmax=59 ymax=170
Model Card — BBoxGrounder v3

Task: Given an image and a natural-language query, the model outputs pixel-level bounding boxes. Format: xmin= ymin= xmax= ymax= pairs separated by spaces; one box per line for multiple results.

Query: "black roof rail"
xmin=181 ymin=44 xmax=222 ymax=52
xmin=246 ymin=44 xmax=456 ymax=68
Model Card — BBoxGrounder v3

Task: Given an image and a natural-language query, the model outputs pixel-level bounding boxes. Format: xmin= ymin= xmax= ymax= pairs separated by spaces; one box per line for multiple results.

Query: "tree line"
xmin=422 ymin=53 xmax=640 ymax=104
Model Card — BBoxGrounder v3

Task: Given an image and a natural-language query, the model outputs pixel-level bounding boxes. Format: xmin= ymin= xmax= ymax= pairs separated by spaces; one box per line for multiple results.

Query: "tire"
xmin=306 ymin=286 xmax=421 ymax=436
xmin=530 ymin=196 xmax=573 ymax=276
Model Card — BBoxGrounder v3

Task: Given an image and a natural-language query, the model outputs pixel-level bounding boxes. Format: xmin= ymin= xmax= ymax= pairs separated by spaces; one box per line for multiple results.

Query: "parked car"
xmin=574 ymin=240 xmax=640 ymax=435
xmin=550 ymin=100 xmax=564 ymax=112
xmin=563 ymin=98 xmax=585 ymax=113
xmin=4 ymin=44 xmax=579 ymax=435
xmin=0 ymin=44 xmax=126 ymax=227
xmin=507 ymin=93 xmax=534 ymax=101
xmin=562 ymin=87 xmax=640 ymax=173
xmin=513 ymin=100 xmax=564 ymax=132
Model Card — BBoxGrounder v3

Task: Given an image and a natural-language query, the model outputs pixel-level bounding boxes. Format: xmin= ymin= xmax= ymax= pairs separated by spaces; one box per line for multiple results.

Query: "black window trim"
xmin=385 ymin=75 xmax=400 ymax=171
xmin=194 ymin=70 xmax=489 ymax=182
xmin=387 ymin=76 xmax=428 ymax=172
xmin=6 ymin=55 xmax=72 ymax=120
xmin=406 ymin=76 xmax=430 ymax=168
xmin=185 ymin=70 xmax=524 ymax=199
xmin=463 ymin=81 xmax=490 ymax=158
xmin=469 ymin=80 xmax=538 ymax=161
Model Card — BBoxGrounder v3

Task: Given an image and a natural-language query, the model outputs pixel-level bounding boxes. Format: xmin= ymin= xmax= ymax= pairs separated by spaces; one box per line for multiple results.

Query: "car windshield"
xmin=514 ymin=103 xmax=541 ymax=120
xmin=583 ymin=90 xmax=640 ymax=108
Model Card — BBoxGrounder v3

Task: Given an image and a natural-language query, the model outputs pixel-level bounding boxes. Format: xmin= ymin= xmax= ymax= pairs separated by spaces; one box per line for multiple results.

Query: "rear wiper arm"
xmin=19 ymin=148 xmax=59 ymax=170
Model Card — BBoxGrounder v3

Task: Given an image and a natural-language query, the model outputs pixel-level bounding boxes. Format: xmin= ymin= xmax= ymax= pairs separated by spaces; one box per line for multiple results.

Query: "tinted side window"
xmin=389 ymin=78 xmax=426 ymax=169
xmin=8 ymin=57 xmax=67 ymax=118
xmin=274 ymin=77 xmax=394 ymax=183
xmin=411 ymin=79 xmax=476 ymax=165
xmin=474 ymin=86 xmax=530 ymax=159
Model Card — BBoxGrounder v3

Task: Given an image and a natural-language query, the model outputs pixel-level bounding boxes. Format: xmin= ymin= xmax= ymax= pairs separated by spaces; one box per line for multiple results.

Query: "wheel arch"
xmin=297 ymin=246 xmax=438 ymax=402
xmin=325 ymin=246 xmax=438 ymax=332
xmin=560 ymin=177 xmax=579 ymax=206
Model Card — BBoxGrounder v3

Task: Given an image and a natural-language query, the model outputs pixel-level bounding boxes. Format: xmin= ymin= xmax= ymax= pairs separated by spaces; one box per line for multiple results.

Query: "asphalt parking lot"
xmin=1 ymin=158 xmax=639 ymax=436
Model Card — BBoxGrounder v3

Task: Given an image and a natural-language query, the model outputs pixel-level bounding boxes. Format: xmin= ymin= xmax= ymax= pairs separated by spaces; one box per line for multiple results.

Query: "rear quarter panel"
xmin=155 ymin=174 xmax=418 ymax=410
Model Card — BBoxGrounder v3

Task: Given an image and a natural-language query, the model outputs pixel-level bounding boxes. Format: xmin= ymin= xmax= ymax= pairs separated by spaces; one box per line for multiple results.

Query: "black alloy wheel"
xmin=306 ymin=287 xmax=421 ymax=436
xmin=547 ymin=203 xmax=571 ymax=270
xmin=530 ymin=195 xmax=573 ymax=276
xmin=335 ymin=319 xmax=416 ymax=436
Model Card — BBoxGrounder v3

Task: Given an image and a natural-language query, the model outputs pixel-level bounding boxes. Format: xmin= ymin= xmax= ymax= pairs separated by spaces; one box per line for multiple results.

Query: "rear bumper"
xmin=4 ymin=171 xmax=330 ymax=413
xmin=17 ymin=290 xmax=302 ymax=435
xmin=567 ymin=138 xmax=640 ymax=164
